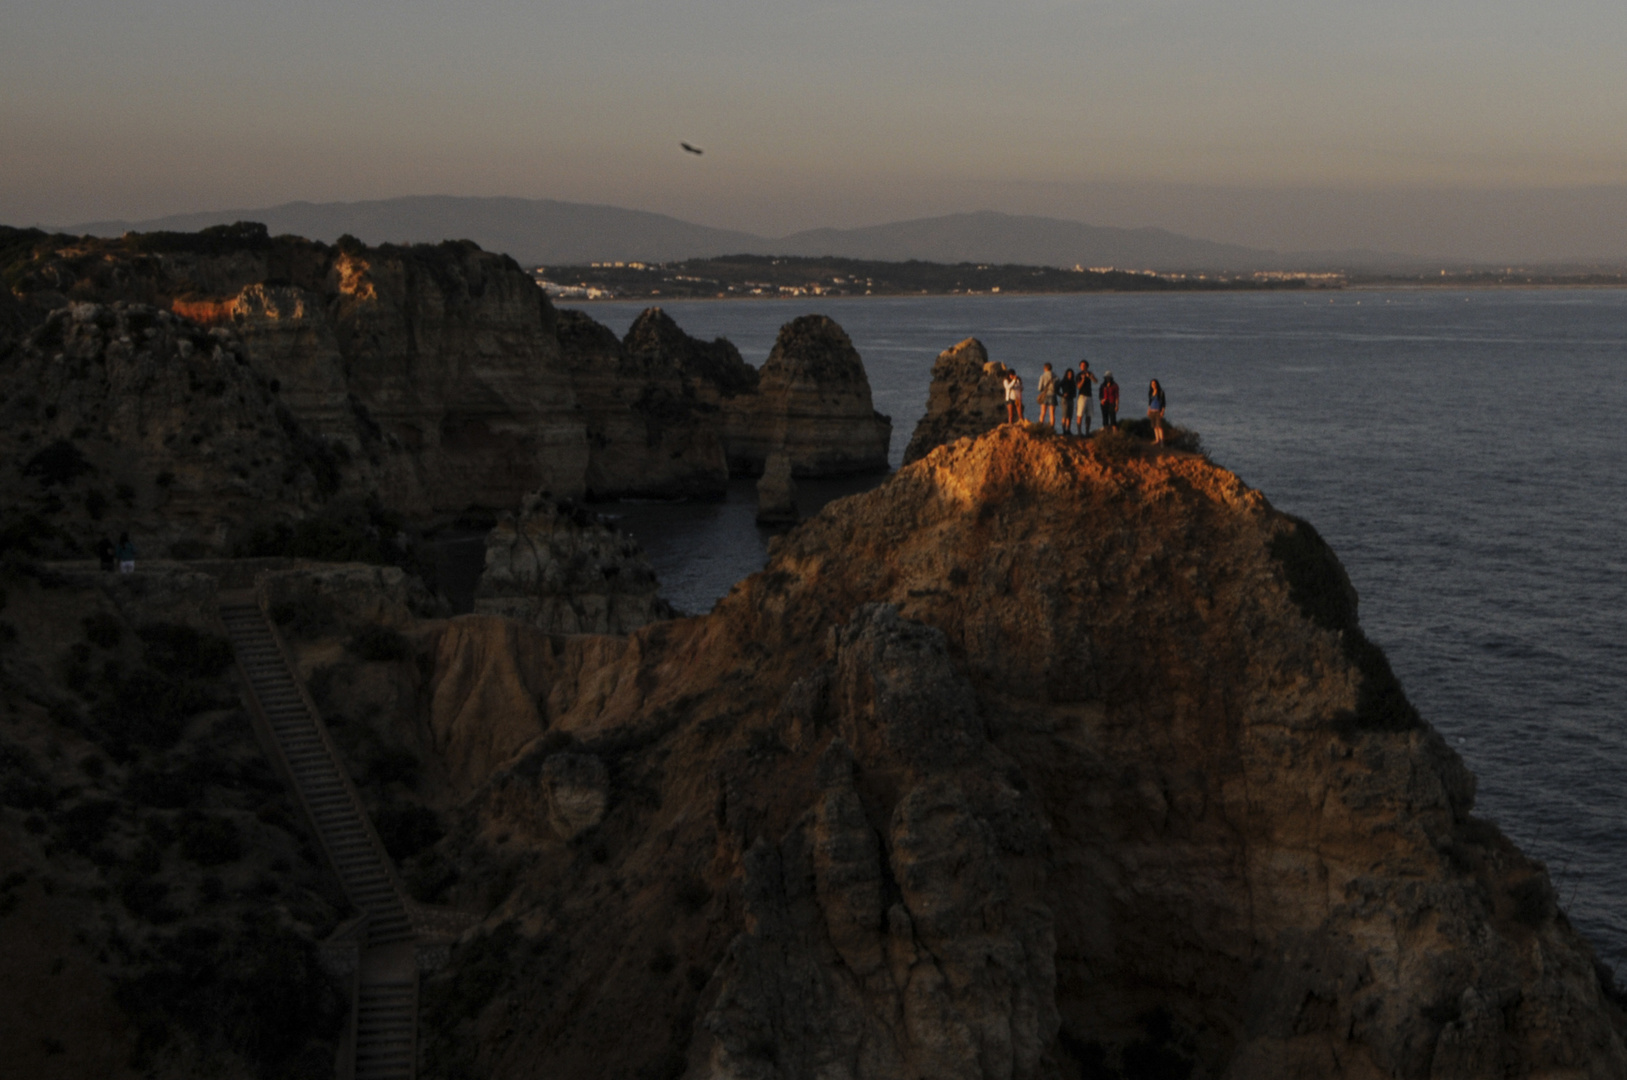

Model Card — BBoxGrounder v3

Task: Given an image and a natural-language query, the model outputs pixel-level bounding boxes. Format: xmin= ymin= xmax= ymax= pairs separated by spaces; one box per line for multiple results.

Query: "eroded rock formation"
xmin=409 ymin=426 xmax=1625 ymax=1080
xmin=556 ymin=310 xmax=729 ymax=500
xmin=473 ymin=493 xmax=674 ymax=635
xmin=754 ymin=450 xmax=799 ymax=526
xmin=724 ymin=314 xmax=892 ymax=476
xmin=902 ymin=337 xmax=1011 ymax=464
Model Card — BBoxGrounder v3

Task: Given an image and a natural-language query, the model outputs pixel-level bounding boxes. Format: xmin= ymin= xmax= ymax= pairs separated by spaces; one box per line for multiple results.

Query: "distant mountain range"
xmin=59 ymin=196 xmax=1414 ymax=272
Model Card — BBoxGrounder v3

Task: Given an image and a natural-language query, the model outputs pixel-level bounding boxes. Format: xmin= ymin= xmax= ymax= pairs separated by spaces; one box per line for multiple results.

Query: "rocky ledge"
xmin=404 ymin=425 xmax=1625 ymax=1079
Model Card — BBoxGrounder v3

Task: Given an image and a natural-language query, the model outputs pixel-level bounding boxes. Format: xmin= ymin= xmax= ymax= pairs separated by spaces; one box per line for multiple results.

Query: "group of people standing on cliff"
xmin=1002 ymin=361 xmax=1168 ymax=445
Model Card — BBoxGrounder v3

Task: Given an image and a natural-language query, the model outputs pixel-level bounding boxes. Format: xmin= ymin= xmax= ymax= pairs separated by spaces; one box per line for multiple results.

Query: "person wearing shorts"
xmin=1036 ymin=363 xmax=1057 ymax=427
xmin=1075 ymin=360 xmax=1099 ymax=435
xmin=1003 ymin=369 xmax=1022 ymax=424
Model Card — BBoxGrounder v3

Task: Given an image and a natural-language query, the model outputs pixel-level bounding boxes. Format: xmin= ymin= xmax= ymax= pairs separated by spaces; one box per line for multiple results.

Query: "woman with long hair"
xmin=1147 ymin=379 xmax=1167 ymax=445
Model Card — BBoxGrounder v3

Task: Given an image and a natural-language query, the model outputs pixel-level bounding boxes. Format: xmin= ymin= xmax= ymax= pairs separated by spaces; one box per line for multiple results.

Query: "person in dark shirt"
xmin=1075 ymin=360 xmax=1099 ymax=435
xmin=95 ymin=535 xmax=116 ymax=572
xmin=1058 ymin=369 xmax=1077 ymax=434
xmin=1099 ymin=373 xmax=1119 ymax=429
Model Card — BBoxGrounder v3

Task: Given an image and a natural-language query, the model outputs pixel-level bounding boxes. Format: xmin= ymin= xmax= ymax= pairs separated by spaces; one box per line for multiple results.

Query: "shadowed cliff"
xmin=389 ymin=426 xmax=1626 ymax=1079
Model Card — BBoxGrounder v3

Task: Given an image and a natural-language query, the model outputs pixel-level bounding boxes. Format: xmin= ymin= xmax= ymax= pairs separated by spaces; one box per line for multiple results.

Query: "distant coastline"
xmin=537 ymin=253 xmax=1627 ymax=302
xmin=533 ymin=253 xmax=1332 ymax=302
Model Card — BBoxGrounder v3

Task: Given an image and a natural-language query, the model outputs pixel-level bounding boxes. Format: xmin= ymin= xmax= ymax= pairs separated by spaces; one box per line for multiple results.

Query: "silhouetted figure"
xmin=115 ymin=532 xmax=136 ymax=574
xmin=1058 ymin=369 xmax=1077 ymax=434
xmin=95 ymin=535 xmax=115 ymax=572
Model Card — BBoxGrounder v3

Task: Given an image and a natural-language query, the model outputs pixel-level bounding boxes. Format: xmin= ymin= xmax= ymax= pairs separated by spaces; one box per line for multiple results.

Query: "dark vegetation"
xmin=116 ymin=914 xmax=345 ymax=1079
xmin=419 ymin=922 xmax=522 ymax=1080
xmin=537 ymin=253 xmax=1322 ymax=300
xmin=0 ymin=591 xmax=352 ymax=1078
xmin=1269 ymin=517 xmax=1421 ymax=735
xmin=236 ymin=499 xmax=436 ymax=589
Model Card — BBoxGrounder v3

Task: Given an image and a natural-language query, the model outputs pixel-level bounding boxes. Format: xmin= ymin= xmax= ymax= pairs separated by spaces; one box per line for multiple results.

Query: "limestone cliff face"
xmin=414 ymin=427 xmax=1624 ymax=1080
xmin=4 ymin=228 xmax=591 ymax=518
xmin=318 ymin=246 xmax=588 ymax=510
xmin=724 ymin=315 xmax=892 ymax=476
xmin=0 ymin=302 xmax=326 ymax=556
xmin=902 ymin=337 xmax=1010 ymax=464
xmin=472 ymin=493 xmax=674 ymax=635
xmin=557 ymin=310 xmax=730 ymax=500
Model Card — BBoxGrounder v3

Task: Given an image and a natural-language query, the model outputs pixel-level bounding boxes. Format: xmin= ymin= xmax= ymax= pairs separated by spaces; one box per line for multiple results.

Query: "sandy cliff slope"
xmin=404 ymin=425 xmax=1625 ymax=1080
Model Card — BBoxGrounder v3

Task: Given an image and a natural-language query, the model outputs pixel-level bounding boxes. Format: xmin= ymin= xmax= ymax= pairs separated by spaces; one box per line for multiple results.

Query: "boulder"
xmin=539 ymin=752 xmax=609 ymax=840
xmin=901 ymin=337 xmax=1010 ymax=464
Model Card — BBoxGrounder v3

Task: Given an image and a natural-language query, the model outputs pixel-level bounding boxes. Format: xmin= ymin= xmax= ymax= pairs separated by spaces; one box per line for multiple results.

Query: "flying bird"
xmin=681 ymin=142 xmax=704 ymax=155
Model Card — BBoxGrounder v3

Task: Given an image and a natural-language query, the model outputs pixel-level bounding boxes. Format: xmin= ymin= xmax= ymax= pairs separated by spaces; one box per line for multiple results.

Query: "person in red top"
xmin=1099 ymin=372 xmax=1120 ymax=430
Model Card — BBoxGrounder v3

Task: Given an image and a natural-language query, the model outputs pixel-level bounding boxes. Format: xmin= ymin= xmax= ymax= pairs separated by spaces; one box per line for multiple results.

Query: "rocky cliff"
xmin=6 ymin=423 xmax=1624 ymax=1078
xmin=2 ymin=226 xmax=590 ymax=546
xmin=3 ymin=226 xmax=897 ymax=557
xmin=557 ymin=310 xmax=730 ymax=500
xmin=902 ymin=337 xmax=1010 ymax=464
xmin=0 ymin=302 xmax=329 ymax=558
xmin=396 ymin=425 xmax=1625 ymax=1079
xmin=723 ymin=314 xmax=892 ymax=476
xmin=473 ymin=493 xmax=674 ymax=635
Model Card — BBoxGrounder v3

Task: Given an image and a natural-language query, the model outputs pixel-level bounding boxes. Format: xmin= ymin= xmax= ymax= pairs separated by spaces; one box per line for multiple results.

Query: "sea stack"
xmin=726 ymin=314 xmax=892 ymax=476
xmin=556 ymin=310 xmax=730 ymax=500
xmin=754 ymin=449 xmax=799 ymax=526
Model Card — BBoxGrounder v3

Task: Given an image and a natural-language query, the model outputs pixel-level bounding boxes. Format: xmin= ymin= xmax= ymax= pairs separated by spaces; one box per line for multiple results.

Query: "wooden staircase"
xmin=219 ymin=597 xmax=420 ymax=1080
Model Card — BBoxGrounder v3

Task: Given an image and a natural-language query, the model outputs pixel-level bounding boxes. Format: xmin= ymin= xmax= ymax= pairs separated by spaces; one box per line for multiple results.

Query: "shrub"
xmin=83 ymin=611 xmax=123 ymax=648
xmin=178 ymin=812 xmax=242 ymax=866
xmin=125 ymin=764 xmax=206 ymax=809
xmin=118 ymin=871 xmax=176 ymax=924
xmin=367 ymin=746 xmax=421 ymax=787
xmin=115 ymin=913 xmax=344 ymax=1077
xmin=138 ymin=624 xmax=234 ymax=679
xmin=373 ymin=803 xmax=443 ymax=860
xmin=102 ymin=669 xmax=203 ymax=751
xmin=22 ymin=440 xmax=92 ymax=486
xmin=270 ymin=593 xmax=332 ymax=639
xmin=58 ymin=799 xmax=120 ymax=853
xmin=346 ymin=625 xmax=410 ymax=663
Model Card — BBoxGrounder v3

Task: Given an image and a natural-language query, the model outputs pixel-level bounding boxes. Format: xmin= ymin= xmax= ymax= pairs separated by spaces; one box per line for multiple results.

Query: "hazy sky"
xmin=5 ymin=0 xmax=1627 ymax=259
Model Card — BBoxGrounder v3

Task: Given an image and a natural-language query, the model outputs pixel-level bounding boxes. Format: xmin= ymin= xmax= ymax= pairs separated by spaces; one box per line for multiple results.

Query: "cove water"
xmin=586 ymin=289 xmax=1627 ymax=978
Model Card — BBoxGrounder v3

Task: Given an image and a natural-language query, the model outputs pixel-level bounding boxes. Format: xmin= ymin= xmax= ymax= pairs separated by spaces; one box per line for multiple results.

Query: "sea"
xmin=583 ymin=289 xmax=1627 ymax=978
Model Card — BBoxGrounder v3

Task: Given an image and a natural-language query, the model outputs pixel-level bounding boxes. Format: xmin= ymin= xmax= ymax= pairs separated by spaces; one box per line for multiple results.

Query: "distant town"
xmin=533 ymin=254 xmax=1627 ymax=301
xmin=532 ymin=254 xmax=1340 ymax=301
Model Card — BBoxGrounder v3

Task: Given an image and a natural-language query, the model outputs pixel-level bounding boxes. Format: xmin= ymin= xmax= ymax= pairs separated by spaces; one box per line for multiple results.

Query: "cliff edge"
xmin=403 ymin=426 xmax=1625 ymax=1079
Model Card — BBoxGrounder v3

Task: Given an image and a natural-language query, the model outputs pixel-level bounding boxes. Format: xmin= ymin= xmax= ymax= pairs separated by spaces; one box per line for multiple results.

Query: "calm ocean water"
xmin=586 ymin=289 xmax=1627 ymax=976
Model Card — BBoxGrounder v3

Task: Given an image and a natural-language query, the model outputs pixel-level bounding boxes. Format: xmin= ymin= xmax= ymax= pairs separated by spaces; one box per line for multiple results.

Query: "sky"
xmin=4 ymin=0 xmax=1627 ymax=260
